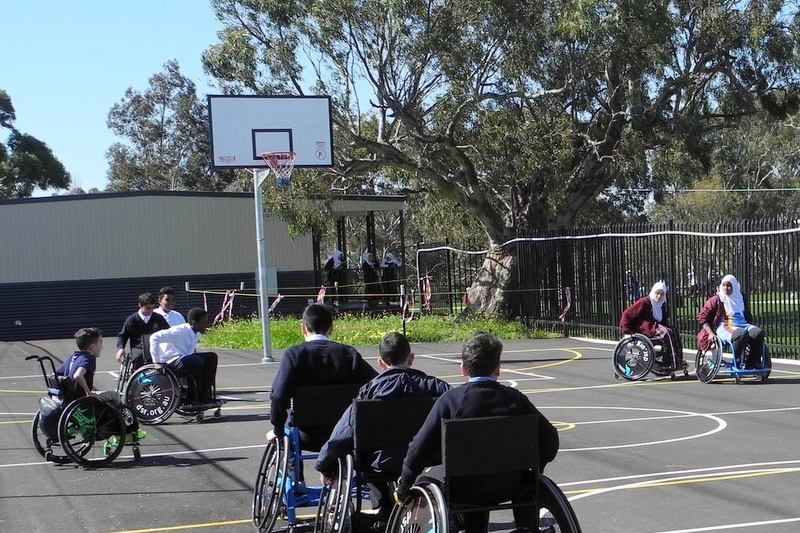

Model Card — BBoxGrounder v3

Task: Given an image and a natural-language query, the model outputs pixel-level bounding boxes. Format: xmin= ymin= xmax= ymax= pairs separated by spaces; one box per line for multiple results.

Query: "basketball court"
xmin=3 ymin=336 xmax=800 ymax=532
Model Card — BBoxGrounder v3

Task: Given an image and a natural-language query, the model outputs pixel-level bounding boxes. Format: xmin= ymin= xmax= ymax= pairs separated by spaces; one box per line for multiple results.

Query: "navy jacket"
xmin=315 ymin=366 xmax=451 ymax=477
xmin=270 ymin=339 xmax=378 ymax=436
xmin=399 ymin=380 xmax=559 ymax=495
xmin=116 ymin=312 xmax=169 ymax=351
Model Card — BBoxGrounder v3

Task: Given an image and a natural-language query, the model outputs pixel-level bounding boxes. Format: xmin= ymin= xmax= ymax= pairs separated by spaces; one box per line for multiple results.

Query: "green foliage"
xmin=200 ymin=313 xmax=550 ymax=350
xmin=0 ymin=89 xmax=71 ymax=198
xmin=105 ymin=61 xmax=237 ymax=192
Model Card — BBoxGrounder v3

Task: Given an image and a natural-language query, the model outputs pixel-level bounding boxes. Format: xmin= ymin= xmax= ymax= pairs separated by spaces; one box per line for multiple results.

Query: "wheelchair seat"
xmin=253 ymin=382 xmax=362 ymax=533
xmin=387 ymin=413 xmax=582 ymax=533
xmin=315 ymin=396 xmax=437 ymax=533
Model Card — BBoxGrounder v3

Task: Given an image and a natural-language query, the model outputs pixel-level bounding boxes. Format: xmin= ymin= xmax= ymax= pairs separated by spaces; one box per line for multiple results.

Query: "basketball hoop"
xmin=261 ymin=151 xmax=296 ymax=186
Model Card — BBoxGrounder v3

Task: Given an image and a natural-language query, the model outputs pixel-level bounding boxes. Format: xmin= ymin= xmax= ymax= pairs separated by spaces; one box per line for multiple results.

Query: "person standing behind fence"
xmin=620 ymin=281 xmax=685 ymax=369
xmin=697 ymin=274 xmax=765 ymax=369
xmin=324 ymin=250 xmax=347 ymax=294
xmin=625 ymin=270 xmax=639 ymax=302
xmin=380 ymin=252 xmax=403 ymax=304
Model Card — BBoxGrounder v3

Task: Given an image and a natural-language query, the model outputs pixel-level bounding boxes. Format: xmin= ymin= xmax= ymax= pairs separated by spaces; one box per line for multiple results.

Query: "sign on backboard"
xmin=208 ymin=95 xmax=334 ymax=169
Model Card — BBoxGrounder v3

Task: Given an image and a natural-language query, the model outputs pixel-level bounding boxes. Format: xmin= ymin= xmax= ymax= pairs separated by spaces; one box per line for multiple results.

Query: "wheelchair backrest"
xmin=442 ymin=414 xmax=540 ymax=478
xmin=291 ymin=382 xmax=362 ymax=427
xmin=353 ymin=396 xmax=437 ymax=462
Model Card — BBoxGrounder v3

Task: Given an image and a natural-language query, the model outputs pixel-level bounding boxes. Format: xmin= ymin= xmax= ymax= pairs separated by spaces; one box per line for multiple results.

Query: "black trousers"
xmin=731 ymin=326 xmax=765 ymax=368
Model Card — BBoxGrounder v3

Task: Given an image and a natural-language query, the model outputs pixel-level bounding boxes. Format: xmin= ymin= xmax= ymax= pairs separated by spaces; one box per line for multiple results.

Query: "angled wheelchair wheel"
xmin=387 ymin=481 xmax=448 ymax=533
xmin=115 ymin=356 xmax=135 ymax=396
xmin=58 ymin=396 xmax=126 ymax=467
xmin=31 ymin=411 xmax=70 ymax=464
xmin=125 ymin=366 xmax=180 ymax=425
xmin=613 ymin=335 xmax=655 ymax=381
xmin=761 ymin=345 xmax=771 ymax=381
xmin=695 ymin=343 xmax=722 ymax=383
xmin=315 ymin=455 xmax=354 ymax=533
xmin=539 ymin=474 xmax=582 ymax=533
xmin=253 ymin=437 xmax=289 ymax=533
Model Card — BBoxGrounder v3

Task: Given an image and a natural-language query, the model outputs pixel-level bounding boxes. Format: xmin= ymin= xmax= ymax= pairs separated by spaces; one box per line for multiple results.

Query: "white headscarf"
xmin=648 ymin=281 xmax=667 ymax=322
xmin=332 ymin=250 xmax=344 ymax=268
xmin=381 ymin=252 xmax=402 ymax=267
xmin=362 ymin=252 xmax=375 ymax=266
xmin=718 ymin=274 xmax=745 ymax=316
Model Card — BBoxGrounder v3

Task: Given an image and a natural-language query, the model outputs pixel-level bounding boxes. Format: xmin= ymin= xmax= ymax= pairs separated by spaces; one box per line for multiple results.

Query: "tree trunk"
xmin=458 ymin=248 xmax=520 ymax=321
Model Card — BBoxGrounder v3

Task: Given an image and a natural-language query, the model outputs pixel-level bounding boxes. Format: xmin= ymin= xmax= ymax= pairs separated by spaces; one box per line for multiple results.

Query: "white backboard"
xmin=208 ymin=95 xmax=334 ymax=169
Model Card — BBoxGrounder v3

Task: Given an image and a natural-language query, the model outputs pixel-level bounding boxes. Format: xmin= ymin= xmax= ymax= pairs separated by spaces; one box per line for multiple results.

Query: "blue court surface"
xmin=2 ymin=336 xmax=800 ymax=533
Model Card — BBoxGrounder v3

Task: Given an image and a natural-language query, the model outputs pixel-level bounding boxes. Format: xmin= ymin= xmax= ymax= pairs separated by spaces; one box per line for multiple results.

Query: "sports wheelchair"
xmin=613 ymin=333 xmax=689 ymax=381
xmin=28 ymin=355 xmax=143 ymax=467
xmin=388 ymin=414 xmax=582 ymax=533
xmin=253 ymin=382 xmax=362 ymax=533
xmin=315 ymin=396 xmax=437 ymax=533
xmin=695 ymin=338 xmax=771 ymax=384
xmin=118 ymin=336 xmax=223 ymax=424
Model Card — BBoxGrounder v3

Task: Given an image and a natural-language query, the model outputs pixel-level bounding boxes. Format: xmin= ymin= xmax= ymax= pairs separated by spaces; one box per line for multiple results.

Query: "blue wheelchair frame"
xmin=695 ymin=337 xmax=771 ymax=384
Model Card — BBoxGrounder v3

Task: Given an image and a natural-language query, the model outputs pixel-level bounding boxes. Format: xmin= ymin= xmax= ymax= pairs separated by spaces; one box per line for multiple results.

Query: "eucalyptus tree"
xmin=0 ymin=89 xmax=70 ymax=198
xmin=203 ymin=0 xmax=800 ymax=318
xmin=106 ymin=60 xmax=236 ymax=192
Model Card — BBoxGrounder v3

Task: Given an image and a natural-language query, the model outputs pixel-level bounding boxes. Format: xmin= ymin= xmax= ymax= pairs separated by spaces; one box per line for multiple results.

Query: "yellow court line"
xmin=0 ymin=419 xmax=31 ymax=425
xmin=103 ymin=518 xmax=250 ymax=533
xmin=440 ymin=348 xmax=584 ymax=379
xmin=0 ymin=389 xmax=42 ymax=394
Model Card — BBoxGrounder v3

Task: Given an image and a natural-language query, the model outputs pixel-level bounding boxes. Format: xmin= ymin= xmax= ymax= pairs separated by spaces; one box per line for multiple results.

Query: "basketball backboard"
xmin=207 ymin=95 xmax=334 ymax=169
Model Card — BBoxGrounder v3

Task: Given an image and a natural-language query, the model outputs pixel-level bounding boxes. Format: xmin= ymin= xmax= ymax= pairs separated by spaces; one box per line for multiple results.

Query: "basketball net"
xmin=261 ymin=151 xmax=296 ymax=186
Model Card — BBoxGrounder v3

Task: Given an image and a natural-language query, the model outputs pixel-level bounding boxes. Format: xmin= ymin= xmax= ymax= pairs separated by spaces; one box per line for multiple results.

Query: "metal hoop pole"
xmin=254 ymin=168 xmax=274 ymax=363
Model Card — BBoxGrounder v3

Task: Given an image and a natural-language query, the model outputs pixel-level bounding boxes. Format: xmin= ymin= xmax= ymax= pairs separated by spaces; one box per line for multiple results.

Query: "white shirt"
xmin=150 ymin=323 xmax=201 ymax=364
xmin=154 ymin=308 xmax=187 ymax=327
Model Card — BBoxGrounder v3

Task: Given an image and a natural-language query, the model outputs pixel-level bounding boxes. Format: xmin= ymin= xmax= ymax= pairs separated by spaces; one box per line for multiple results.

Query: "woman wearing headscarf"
xmin=324 ymin=250 xmax=347 ymax=290
xmin=697 ymin=274 xmax=765 ymax=368
xmin=620 ymin=281 xmax=684 ymax=369
xmin=379 ymin=252 xmax=403 ymax=303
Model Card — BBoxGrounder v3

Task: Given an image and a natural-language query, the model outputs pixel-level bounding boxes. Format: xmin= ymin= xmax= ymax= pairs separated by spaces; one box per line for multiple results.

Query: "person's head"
xmin=137 ymin=292 xmax=158 ymax=315
xmin=158 ymin=287 xmax=177 ymax=312
xmin=649 ymin=281 xmax=667 ymax=305
xmin=379 ymin=332 xmax=414 ymax=369
xmin=301 ymin=304 xmax=333 ymax=336
xmin=187 ymin=307 xmax=209 ymax=334
xmin=74 ymin=327 xmax=103 ymax=357
xmin=719 ymin=274 xmax=740 ymax=296
xmin=461 ymin=331 xmax=502 ymax=379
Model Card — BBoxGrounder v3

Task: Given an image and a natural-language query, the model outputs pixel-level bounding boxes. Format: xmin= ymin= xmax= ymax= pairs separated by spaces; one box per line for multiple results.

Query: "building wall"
xmin=0 ymin=191 xmax=313 ymax=283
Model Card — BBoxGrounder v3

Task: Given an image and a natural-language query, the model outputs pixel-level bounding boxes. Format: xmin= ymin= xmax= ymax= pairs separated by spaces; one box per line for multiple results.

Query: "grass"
xmin=200 ymin=313 xmax=557 ymax=350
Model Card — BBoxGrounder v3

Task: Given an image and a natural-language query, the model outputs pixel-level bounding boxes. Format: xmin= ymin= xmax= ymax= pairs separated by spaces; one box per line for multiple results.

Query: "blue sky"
xmin=2 ymin=1 xmax=224 ymax=194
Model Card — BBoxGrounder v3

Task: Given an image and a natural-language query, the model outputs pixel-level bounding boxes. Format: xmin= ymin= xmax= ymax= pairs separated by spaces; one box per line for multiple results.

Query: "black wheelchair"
xmin=28 ymin=355 xmax=143 ymax=467
xmin=695 ymin=337 xmax=771 ymax=384
xmin=118 ymin=336 xmax=223 ymax=424
xmin=253 ymin=383 xmax=362 ymax=533
xmin=315 ymin=396 xmax=437 ymax=533
xmin=613 ymin=333 xmax=689 ymax=381
xmin=387 ymin=414 xmax=582 ymax=533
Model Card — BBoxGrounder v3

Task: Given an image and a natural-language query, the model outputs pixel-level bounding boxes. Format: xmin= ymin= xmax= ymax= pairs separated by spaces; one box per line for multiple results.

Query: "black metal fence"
xmin=416 ymin=217 xmax=800 ymax=358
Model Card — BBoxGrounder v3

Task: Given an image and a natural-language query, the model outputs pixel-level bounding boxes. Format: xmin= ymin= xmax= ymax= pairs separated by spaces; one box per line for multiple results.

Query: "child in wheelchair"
xmin=315 ymin=332 xmax=451 ymax=527
xmin=149 ymin=307 xmax=219 ymax=404
xmin=620 ymin=281 xmax=685 ymax=370
xmin=697 ymin=274 xmax=766 ymax=368
xmin=397 ymin=332 xmax=559 ymax=533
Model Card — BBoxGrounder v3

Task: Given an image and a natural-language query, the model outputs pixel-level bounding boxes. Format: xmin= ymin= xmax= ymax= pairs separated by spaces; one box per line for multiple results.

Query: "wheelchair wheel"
xmin=253 ymin=437 xmax=289 ymax=533
xmin=695 ymin=343 xmax=722 ymax=383
xmin=115 ymin=356 xmax=135 ymax=396
xmin=174 ymin=372 xmax=200 ymax=418
xmin=315 ymin=456 xmax=354 ymax=533
xmin=539 ymin=474 xmax=582 ymax=533
xmin=58 ymin=396 xmax=126 ymax=467
xmin=125 ymin=366 xmax=180 ymax=425
xmin=613 ymin=335 xmax=655 ymax=381
xmin=387 ymin=481 xmax=448 ymax=533
xmin=761 ymin=345 xmax=771 ymax=381
xmin=31 ymin=411 xmax=70 ymax=464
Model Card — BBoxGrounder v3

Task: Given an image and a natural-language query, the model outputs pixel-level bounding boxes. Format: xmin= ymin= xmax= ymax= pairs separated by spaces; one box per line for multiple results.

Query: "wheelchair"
xmin=119 ymin=337 xmax=223 ymax=424
xmin=253 ymin=383 xmax=362 ymax=533
xmin=613 ymin=333 xmax=689 ymax=381
xmin=387 ymin=414 xmax=582 ymax=533
xmin=27 ymin=355 xmax=143 ymax=467
xmin=315 ymin=396 xmax=438 ymax=533
xmin=695 ymin=337 xmax=771 ymax=384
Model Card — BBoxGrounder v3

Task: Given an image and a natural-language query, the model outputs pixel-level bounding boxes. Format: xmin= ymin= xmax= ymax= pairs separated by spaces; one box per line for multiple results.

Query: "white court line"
xmin=647 ymin=516 xmax=800 ymax=532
